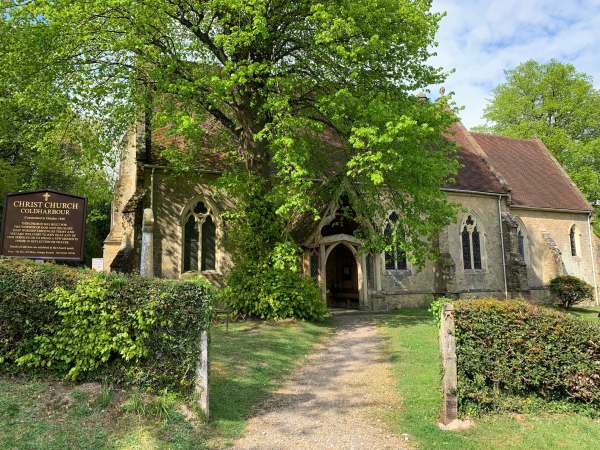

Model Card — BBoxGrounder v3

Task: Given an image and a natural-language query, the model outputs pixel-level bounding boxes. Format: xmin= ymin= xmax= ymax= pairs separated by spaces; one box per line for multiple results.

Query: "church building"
xmin=103 ymin=119 xmax=600 ymax=310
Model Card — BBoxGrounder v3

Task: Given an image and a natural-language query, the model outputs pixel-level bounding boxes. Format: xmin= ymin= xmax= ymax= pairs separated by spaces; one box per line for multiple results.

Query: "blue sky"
xmin=431 ymin=0 xmax=600 ymax=128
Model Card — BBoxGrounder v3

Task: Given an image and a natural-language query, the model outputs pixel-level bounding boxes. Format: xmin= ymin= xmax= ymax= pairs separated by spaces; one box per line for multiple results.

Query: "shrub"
xmin=454 ymin=299 xmax=600 ymax=415
xmin=223 ymin=260 xmax=326 ymax=321
xmin=549 ymin=275 xmax=593 ymax=308
xmin=428 ymin=296 xmax=453 ymax=327
xmin=0 ymin=259 xmax=213 ymax=393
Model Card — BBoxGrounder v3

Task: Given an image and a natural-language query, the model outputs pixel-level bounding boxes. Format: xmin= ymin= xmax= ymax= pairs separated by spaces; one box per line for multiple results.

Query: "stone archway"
xmin=325 ymin=243 xmax=359 ymax=308
xmin=317 ymin=238 xmax=371 ymax=309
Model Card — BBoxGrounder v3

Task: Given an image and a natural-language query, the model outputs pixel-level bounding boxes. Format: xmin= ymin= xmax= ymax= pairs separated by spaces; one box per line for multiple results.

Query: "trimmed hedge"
xmin=0 ymin=259 xmax=213 ymax=393
xmin=454 ymin=299 xmax=600 ymax=414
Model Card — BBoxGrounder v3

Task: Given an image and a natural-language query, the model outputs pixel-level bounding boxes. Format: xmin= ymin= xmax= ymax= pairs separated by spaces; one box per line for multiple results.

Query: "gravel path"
xmin=231 ymin=313 xmax=407 ymax=450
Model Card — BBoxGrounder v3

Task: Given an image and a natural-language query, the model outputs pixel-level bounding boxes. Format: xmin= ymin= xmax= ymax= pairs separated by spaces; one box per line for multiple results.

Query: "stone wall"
xmin=375 ymin=192 xmax=507 ymax=309
xmin=148 ymin=170 xmax=231 ymax=280
xmin=103 ymin=127 xmax=145 ymax=273
xmin=512 ymin=208 xmax=596 ymax=303
xmin=104 ymin=149 xmax=600 ymax=309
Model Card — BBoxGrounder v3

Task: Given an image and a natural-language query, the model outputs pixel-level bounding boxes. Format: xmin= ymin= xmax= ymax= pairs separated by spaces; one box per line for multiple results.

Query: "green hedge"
xmin=0 ymin=259 xmax=213 ymax=393
xmin=454 ymin=299 xmax=600 ymax=415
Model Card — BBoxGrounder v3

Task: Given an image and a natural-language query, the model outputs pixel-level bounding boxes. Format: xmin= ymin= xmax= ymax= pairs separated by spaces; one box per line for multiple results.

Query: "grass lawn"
xmin=380 ymin=309 xmax=600 ymax=450
xmin=560 ymin=305 xmax=600 ymax=321
xmin=0 ymin=319 xmax=331 ymax=450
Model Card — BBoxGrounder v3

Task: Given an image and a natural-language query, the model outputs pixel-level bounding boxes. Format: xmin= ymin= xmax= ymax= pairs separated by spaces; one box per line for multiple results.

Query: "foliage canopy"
xmin=4 ymin=1 xmax=460 ymax=312
xmin=0 ymin=4 xmax=121 ymax=260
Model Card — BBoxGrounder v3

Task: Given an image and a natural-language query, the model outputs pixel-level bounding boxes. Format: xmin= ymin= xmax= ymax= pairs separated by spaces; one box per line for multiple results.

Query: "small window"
xmin=384 ymin=213 xmax=408 ymax=271
xmin=194 ymin=201 xmax=208 ymax=214
xmin=309 ymin=253 xmax=319 ymax=280
xmin=183 ymin=215 xmax=198 ymax=272
xmin=462 ymin=227 xmax=471 ymax=269
xmin=201 ymin=216 xmax=216 ymax=271
xmin=462 ymin=215 xmax=483 ymax=270
xmin=183 ymin=200 xmax=217 ymax=272
xmin=472 ymin=227 xmax=481 ymax=270
xmin=570 ymin=226 xmax=578 ymax=257
xmin=366 ymin=253 xmax=375 ymax=287
xmin=517 ymin=229 xmax=525 ymax=260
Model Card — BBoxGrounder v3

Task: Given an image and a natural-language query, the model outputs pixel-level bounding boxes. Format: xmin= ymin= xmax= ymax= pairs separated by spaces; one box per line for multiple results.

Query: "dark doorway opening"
xmin=326 ymin=244 xmax=359 ymax=309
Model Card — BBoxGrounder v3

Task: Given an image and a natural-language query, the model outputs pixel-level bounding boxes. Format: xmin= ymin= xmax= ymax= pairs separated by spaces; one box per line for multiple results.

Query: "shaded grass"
xmin=380 ymin=309 xmax=600 ymax=450
xmin=0 ymin=319 xmax=330 ymax=449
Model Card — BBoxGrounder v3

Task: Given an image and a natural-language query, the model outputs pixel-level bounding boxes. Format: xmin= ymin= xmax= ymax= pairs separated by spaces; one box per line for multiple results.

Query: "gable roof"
xmin=148 ymin=113 xmax=590 ymax=212
xmin=471 ymin=133 xmax=591 ymax=212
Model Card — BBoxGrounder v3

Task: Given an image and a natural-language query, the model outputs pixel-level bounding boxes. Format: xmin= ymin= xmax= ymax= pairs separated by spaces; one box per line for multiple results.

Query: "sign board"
xmin=91 ymin=258 xmax=104 ymax=272
xmin=1 ymin=190 xmax=86 ymax=261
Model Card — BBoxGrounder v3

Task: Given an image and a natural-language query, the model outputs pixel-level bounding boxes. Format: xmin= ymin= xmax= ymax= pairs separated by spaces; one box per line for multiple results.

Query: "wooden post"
xmin=439 ymin=303 xmax=458 ymax=425
xmin=195 ymin=329 xmax=209 ymax=419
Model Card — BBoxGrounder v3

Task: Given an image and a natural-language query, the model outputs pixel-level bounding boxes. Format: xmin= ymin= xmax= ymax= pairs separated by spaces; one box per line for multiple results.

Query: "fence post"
xmin=195 ymin=329 xmax=209 ymax=419
xmin=439 ymin=303 xmax=458 ymax=425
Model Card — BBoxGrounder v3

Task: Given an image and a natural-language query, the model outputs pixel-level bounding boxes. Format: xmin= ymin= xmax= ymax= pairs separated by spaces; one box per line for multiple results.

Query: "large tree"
xmin=0 ymin=4 xmax=119 ymax=261
xmin=5 ymin=1 xmax=459 ymax=314
xmin=477 ymin=60 xmax=600 ymax=202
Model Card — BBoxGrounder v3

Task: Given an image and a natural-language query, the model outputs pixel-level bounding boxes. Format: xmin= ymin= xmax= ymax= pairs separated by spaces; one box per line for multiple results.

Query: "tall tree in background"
xmin=4 ymin=1 xmax=459 ymax=315
xmin=478 ymin=60 xmax=600 ymax=202
xmin=0 ymin=7 xmax=120 ymax=261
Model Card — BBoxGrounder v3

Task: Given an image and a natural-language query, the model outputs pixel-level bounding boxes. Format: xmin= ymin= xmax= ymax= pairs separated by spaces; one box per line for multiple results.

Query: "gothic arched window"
xmin=384 ymin=213 xmax=408 ymax=271
xmin=570 ymin=225 xmax=578 ymax=257
xmin=462 ymin=215 xmax=483 ymax=270
xmin=183 ymin=201 xmax=217 ymax=272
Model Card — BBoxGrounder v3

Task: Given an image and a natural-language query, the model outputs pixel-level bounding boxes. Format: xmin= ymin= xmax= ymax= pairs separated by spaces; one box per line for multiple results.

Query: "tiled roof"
xmin=445 ymin=122 xmax=507 ymax=194
xmin=150 ymin=116 xmax=590 ymax=212
xmin=471 ymin=133 xmax=591 ymax=212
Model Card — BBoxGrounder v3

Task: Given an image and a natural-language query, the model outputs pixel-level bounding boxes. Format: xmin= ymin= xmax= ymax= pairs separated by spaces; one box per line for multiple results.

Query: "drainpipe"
xmin=498 ymin=195 xmax=509 ymax=299
xmin=587 ymin=213 xmax=599 ymax=306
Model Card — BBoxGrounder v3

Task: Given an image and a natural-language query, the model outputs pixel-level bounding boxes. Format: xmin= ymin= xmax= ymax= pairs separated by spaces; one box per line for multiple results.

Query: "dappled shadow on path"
xmin=230 ymin=312 xmax=409 ymax=450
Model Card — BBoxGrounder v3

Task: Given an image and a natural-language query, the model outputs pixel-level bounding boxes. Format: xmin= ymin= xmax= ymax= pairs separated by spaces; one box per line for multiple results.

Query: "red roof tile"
xmin=445 ymin=122 xmax=507 ymax=194
xmin=471 ymin=133 xmax=590 ymax=212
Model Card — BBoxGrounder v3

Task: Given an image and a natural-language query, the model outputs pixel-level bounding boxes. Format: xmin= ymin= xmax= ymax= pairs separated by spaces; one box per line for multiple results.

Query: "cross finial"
xmin=42 ymin=192 xmax=51 ymax=201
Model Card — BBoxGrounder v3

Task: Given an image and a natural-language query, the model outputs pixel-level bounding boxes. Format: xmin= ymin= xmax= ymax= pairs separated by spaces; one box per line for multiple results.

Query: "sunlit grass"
xmin=0 ymin=319 xmax=331 ymax=449
xmin=380 ymin=309 xmax=600 ymax=449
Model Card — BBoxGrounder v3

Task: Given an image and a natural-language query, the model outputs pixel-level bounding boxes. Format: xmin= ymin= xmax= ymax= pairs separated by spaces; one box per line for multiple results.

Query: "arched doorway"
xmin=325 ymin=244 xmax=359 ymax=309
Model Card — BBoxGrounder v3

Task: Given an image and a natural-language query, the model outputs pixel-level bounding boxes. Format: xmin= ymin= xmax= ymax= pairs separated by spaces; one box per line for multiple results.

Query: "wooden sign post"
xmin=1 ymin=190 xmax=87 ymax=261
xmin=440 ymin=303 xmax=458 ymax=425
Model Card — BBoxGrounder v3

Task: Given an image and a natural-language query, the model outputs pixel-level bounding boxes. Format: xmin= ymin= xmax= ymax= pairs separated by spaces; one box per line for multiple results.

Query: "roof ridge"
xmin=470 ymin=131 xmax=540 ymax=143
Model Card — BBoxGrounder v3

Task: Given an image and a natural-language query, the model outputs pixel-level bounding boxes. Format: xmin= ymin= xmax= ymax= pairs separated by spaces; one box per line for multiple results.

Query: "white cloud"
xmin=430 ymin=0 xmax=600 ymax=128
